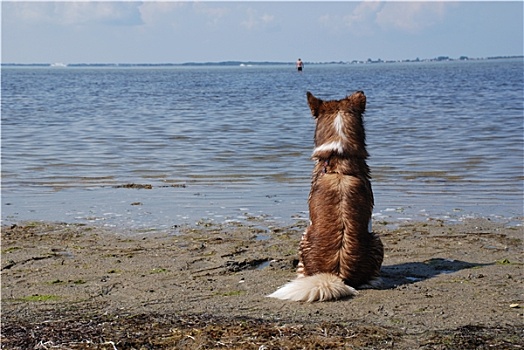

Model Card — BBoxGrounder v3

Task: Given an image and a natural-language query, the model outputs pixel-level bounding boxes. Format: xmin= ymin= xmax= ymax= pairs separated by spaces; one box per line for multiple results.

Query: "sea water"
xmin=2 ymin=59 xmax=523 ymax=231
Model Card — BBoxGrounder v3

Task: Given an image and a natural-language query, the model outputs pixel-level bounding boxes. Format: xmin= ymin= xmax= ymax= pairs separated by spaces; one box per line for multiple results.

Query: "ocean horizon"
xmin=2 ymin=54 xmax=523 ymax=68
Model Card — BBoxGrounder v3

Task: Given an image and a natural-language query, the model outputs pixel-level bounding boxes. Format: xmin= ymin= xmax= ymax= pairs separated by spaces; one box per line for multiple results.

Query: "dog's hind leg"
xmin=358 ymin=232 xmax=384 ymax=289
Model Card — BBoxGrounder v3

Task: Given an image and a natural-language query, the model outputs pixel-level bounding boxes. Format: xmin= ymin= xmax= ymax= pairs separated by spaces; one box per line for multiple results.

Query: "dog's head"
xmin=307 ymin=91 xmax=367 ymax=160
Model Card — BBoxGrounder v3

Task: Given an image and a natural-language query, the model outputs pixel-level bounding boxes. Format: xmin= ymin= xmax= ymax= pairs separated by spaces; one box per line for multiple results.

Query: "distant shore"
xmin=2 ymin=55 xmax=522 ymax=68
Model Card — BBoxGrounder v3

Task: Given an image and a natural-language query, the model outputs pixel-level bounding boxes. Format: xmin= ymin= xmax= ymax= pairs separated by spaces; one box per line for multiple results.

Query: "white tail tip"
xmin=267 ymin=273 xmax=357 ymax=302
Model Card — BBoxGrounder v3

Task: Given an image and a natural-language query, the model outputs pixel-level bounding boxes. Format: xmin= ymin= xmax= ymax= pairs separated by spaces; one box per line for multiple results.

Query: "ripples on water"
xmin=2 ymin=59 xmax=523 ymax=230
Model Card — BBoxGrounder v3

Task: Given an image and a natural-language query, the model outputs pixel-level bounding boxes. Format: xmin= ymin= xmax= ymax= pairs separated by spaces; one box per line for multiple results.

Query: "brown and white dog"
xmin=268 ymin=91 xmax=384 ymax=302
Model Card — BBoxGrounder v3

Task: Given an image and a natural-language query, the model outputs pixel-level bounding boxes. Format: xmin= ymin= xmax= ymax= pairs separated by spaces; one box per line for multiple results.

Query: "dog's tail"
xmin=267 ymin=273 xmax=357 ymax=302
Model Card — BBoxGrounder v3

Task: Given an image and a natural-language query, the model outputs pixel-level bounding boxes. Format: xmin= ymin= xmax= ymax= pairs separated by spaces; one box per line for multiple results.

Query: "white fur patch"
xmin=312 ymin=141 xmax=344 ymax=157
xmin=334 ymin=111 xmax=345 ymax=138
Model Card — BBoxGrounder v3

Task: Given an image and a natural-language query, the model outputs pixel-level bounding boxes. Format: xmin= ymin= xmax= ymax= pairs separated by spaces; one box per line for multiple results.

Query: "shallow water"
xmin=2 ymin=59 xmax=523 ymax=230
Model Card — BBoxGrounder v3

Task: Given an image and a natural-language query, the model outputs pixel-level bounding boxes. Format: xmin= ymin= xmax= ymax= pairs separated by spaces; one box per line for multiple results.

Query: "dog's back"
xmin=268 ymin=91 xmax=383 ymax=302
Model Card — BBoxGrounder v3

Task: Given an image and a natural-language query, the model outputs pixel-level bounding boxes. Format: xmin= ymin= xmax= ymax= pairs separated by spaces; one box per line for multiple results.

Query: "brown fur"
xmin=299 ymin=91 xmax=383 ymax=287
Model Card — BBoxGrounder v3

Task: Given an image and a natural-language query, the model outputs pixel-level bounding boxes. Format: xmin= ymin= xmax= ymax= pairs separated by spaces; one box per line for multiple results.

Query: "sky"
xmin=2 ymin=1 xmax=523 ymax=64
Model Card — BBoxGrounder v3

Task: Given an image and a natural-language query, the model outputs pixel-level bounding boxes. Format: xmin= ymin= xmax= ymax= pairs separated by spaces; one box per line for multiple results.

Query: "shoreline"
xmin=3 ymin=185 xmax=522 ymax=236
xmin=2 ymin=217 xmax=523 ymax=348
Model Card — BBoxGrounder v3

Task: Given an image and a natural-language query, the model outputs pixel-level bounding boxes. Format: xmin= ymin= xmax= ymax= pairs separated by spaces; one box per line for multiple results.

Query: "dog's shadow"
xmin=377 ymin=258 xmax=492 ymax=290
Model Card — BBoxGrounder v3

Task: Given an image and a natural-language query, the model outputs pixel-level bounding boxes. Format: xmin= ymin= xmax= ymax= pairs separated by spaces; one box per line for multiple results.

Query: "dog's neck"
xmin=314 ymin=153 xmax=370 ymax=178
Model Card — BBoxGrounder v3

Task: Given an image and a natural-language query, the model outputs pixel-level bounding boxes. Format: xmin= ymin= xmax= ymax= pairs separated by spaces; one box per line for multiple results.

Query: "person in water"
xmin=296 ymin=58 xmax=304 ymax=72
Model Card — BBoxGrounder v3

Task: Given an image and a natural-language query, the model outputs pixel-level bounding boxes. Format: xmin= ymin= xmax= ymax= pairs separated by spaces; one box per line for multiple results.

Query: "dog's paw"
xmin=358 ymin=277 xmax=383 ymax=289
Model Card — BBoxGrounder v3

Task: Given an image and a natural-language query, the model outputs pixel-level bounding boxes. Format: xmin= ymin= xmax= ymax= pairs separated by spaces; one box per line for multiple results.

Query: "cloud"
xmin=319 ymin=1 xmax=452 ymax=36
xmin=240 ymin=8 xmax=275 ymax=30
xmin=2 ymin=2 xmax=53 ymax=23
xmin=375 ymin=2 xmax=449 ymax=32
xmin=316 ymin=2 xmax=382 ymax=36
xmin=4 ymin=2 xmax=143 ymax=26
xmin=60 ymin=2 xmax=143 ymax=26
xmin=193 ymin=3 xmax=230 ymax=26
xmin=344 ymin=1 xmax=382 ymax=25
xmin=138 ymin=2 xmax=186 ymax=27
xmin=342 ymin=1 xmax=383 ymax=35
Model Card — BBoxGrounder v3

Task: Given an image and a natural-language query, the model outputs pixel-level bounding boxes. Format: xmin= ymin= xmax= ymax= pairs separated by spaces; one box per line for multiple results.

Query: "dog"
xmin=268 ymin=91 xmax=384 ymax=302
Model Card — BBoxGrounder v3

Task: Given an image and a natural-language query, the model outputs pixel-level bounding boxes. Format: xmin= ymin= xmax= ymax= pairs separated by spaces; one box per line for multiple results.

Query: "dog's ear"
xmin=347 ymin=91 xmax=366 ymax=114
xmin=307 ymin=91 xmax=322 ymax=118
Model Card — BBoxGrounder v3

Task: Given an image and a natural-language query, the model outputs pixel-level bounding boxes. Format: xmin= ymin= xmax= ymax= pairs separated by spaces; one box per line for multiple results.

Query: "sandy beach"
xmin=1 ymin=217 xmax=522 ymax=349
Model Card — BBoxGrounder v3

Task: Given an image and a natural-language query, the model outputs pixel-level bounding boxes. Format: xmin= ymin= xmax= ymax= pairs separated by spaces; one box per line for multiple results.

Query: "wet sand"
xmin=1 ymin=218 xmax=522 ymax=349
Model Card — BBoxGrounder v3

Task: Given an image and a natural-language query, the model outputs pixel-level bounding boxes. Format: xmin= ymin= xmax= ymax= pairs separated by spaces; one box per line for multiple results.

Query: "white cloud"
xmin=261 ymin=14 xmax=275 ymax=24
xmin=321 ymin=1 xmax=453 ymax=36
xmin=59 ymin=2 xmax=143 ymax=26
xmin=375 ymin=2 xmax=449 ymax=32
xmin=193 ymin=3 xmax=230 ymax=26
xmin=342 ymin=1 xmax=383 ymax=36
xmin=4 ymin=2 xmax=143 ymax=26
xmin=2 ymin=2 xmax=54 ymax=23
xmin=138 ymin=2 xmax=186 ymax=27
xmin=345 ymin=0 xmax=382 ymax=25
xmin=316 ymin=2 xmax=382 ymax=36
xmin=240 ymin=8 xmax=275 ymax=30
